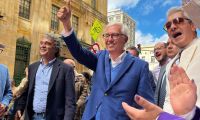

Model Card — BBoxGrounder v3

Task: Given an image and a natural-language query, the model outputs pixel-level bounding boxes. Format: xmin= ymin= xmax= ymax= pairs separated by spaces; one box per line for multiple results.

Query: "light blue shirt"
xmin=33 ymin=58 xmax=55 ymax=113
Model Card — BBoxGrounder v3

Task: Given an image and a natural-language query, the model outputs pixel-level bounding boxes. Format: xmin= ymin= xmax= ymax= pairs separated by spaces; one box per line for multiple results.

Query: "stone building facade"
xmin=0 ymin=0 xmax=107 ymax=83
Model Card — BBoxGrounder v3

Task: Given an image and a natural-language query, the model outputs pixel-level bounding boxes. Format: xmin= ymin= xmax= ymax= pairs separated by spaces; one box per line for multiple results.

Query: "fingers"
xmin=57 ymin=7 xmax=67 ymax=18
xmin=179 ymin=67 xmax=190 ymax=84
xmin=122 ymin=102 xmax=138 ymax=120
xmin=169 ymin=65 xmax=191 ymax=90
xmin=64 ymin=0 xmax=71 ymax=9
xmin=17 ymin=110 xmax=22 ymax=118
xmin=134 ymin=95 xmax=155 ymax=111
xmin=169 ymin=65 xmax=183 ymax=89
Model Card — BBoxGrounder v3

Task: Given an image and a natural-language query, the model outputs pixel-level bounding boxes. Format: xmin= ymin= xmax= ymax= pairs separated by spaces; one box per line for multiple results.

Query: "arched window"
xmin=13 ymin=37 xmax=31 ymax=86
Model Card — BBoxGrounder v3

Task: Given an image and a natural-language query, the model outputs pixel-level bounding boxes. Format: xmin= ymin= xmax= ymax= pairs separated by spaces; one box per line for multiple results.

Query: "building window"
xmin=108 ymin=17 xmax=113 ymax=22
xmin=142 ymin=56 xmax=145 ymax=60
xmin=51 ymin=5 xmax=59 ymax=31
xmin=91 ymin=0 xmax=96 ymax=9
xmin=72 ymin=15 xmax=79 ymax=34
xmin=19 ymin=0 xmax=31 ymax=19
xmin=14 ymin=37 xmax=31 ymax=86
xmin=151 ymin=56 xmax=155 ymax=63
xmin=116 ymin=15 xmax=121 ymax=22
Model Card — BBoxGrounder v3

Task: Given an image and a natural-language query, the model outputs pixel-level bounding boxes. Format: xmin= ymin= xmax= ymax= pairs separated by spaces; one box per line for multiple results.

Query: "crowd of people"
xmin=0 ymin=0 xmax=200 ymax=120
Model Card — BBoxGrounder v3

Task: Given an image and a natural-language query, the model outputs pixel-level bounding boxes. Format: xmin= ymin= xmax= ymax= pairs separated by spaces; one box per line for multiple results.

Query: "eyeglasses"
xmin=102 ymin=33 xmax=125 ymax=40
xmin=164 ymin=17 xmax=191 ymax=31
xmin=154 ymin=46 xmax=165 ymax=52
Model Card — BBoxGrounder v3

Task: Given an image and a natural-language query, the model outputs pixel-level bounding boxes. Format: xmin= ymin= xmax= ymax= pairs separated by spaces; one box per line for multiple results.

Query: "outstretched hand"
xmin=122 ymin=95 xmax=163 ymax=120
xmin=169 ymin=65 xmax=197 ymax=115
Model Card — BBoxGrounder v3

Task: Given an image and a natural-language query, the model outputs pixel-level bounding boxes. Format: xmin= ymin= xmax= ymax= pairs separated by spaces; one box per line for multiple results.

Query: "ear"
xmin=191 ymin=22 xmax=197 ymax=32
xmin=124 ymin=36 xmax=128 ymax=43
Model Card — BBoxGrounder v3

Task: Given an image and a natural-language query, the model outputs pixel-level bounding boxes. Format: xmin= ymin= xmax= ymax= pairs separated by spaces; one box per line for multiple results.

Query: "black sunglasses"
xmin=164 ymin=17 xmax=191 ymax=31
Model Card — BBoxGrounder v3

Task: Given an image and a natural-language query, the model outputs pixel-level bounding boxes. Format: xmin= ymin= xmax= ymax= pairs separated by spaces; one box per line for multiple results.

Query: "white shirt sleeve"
xmin=61 ymin=28 xmax=74 ymax=37
xmin=179 ymin=107 xmax=196 ymax=120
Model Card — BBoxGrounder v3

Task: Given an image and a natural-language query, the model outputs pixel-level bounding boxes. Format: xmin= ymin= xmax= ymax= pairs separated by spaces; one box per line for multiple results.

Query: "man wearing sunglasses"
xmin=57 ymin=1 xmax=154 ymax=120
xmin=163 ymin=6 xmax=200 ymax=120
xmin=120 ymin=3 xmax=200 ymax=120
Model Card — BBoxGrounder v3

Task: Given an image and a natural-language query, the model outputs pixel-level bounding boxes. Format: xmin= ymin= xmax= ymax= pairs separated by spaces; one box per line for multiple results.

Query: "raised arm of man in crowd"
xmin=122 ymin=65 xmax=199 ymax=120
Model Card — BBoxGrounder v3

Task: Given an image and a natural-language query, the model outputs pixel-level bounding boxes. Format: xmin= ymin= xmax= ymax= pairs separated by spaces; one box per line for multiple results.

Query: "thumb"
xmin=122 ymin=102 xmax=139 ymax=116
xmin=17 ymin=110 xmax=22 ymax=117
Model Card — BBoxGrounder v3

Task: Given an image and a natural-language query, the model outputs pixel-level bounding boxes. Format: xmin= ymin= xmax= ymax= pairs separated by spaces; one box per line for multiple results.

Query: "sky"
xmin=107 ymin=0 xmax=199 ymax=46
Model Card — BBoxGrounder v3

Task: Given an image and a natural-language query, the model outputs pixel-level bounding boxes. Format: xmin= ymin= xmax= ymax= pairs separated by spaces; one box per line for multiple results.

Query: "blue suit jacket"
xmin=63 ymin=33 xmax=154 ymax=120
xmin=0 ymin=64 xmax=12 ymax=106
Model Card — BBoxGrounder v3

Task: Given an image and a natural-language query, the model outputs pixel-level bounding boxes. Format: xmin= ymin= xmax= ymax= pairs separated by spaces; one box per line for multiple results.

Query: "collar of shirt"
xmin=109 ymin=51 xmax=127 ymax=68
xmin=40 ymin=58 xmax=56 ymax=66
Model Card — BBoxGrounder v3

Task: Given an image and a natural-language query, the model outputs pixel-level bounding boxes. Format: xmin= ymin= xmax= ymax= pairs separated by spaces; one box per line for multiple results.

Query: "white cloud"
xmin=135 ymin=30 xmax=168 ymax=45
xmin=108 ymin=0 xmax=140 ymax=11
xmin=142 ymin=5 xmax=154 ymax=15
xmin=157 ymin=18 xmax=165 ymax=24
xmin=162 ymin=0 xmax=174 ymax=6
xmin=139 ymin=0 xmax=162 ymax=15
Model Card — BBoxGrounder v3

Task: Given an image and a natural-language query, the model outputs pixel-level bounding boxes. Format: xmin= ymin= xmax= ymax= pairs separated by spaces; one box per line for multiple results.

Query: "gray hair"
xmin=44 ymin=33 xmax=61 ymax=57
xmin=167 ymin=6 xmax=189 ymax=19
xmin=167 ymin=6 xmax=197 ymax=36
xmin=105 ymin=22 xmax=129 ymax=37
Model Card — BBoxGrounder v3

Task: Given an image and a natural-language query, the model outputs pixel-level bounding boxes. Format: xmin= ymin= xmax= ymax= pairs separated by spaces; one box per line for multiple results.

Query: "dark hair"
xmin=81 ymin=72 xmax=91 ymax=81
xmin=126 ymin=46 xmax=139 ymax=56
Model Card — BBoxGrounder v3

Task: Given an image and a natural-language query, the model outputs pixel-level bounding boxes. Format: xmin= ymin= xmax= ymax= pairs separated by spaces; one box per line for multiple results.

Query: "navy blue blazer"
xmin=16 ymin=59 xmax=76 ymax=120
xmin=63 ymin=32 xmax=154 ymax=120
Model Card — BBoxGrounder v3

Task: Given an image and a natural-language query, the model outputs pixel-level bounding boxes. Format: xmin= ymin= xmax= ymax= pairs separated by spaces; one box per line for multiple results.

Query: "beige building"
xmin=140 ymin=45 xmax=158 ymax=70
xmin=0 ymin=0 xmax=107 ymax=84
xmin=107 ymin=9 xmax=136 ymax=48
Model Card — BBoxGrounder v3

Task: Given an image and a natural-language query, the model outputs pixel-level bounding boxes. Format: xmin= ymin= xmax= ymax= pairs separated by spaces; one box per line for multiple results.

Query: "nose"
xmin=167 ymin=44 xmax=173 ymax=50
xmin=40 ymin=43 xmax=46 ymax=48
xmin=106 ymin=35 xmax=114 ymax=41
xmin=169 ymin=22 xmax=177 ymax=31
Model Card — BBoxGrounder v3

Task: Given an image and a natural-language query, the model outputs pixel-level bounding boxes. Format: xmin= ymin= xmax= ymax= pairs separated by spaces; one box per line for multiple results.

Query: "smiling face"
xmin=166 ymin=11 xmax=196 ymax=48
xmin=154 ymin=42 xmax=167 ymax=63
xmin=39 ymin=37 xmax=57 ymax=59
xmin=103 ymin=24 xmax=128 ymax=56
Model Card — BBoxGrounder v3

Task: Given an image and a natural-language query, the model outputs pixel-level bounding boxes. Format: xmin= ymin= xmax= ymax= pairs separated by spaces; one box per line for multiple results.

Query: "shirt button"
xmin=104 ymin=93 xmax=108 ymax=96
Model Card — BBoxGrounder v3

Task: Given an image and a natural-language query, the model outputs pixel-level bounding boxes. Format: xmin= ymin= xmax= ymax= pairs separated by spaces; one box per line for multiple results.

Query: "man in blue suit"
xmin=57 ymin=1 xmax=154 ymax=120
xmin=0 ymin=43 xmax=12 ymax=118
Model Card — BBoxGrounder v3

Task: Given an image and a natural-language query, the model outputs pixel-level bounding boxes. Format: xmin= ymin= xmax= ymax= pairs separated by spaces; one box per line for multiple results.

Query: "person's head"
xmin=63 ymin=58 xmax=76 ymax=69
xmin=39 ymin=33 xmax=61 ymax=59
xmin=126 ymin=46 xmax=139 ymax=57
xmin=166 ymin=38 xmax=179 ymax=59
xmin=0 ymin=43 xmax=5 ymax=54
xmin=164 ymin=6 xmax=197 ymax=48
xmin=81 ymin=72 xmax=91 ymax=84
xmin=154 ymin=42 xmax=168 ymax=65
xmin=102 ymin=22 xmax=128 ymax=57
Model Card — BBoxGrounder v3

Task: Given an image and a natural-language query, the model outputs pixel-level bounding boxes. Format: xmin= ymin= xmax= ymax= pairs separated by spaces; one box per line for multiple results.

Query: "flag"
xmin=89 ymin=19 xmax=103 ymax=41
